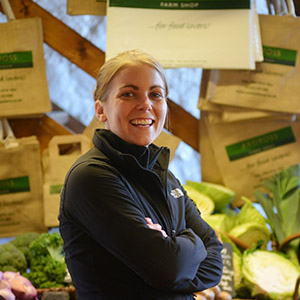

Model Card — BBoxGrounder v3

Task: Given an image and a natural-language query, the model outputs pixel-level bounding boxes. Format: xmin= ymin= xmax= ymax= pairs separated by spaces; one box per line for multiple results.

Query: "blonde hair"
xmin=93 ymin=49 xmax=169 ymax=102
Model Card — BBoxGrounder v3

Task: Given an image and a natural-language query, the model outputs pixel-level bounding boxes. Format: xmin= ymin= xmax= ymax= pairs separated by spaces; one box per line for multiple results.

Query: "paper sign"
xmin=106 ymin=0 xmax=256 ymax=69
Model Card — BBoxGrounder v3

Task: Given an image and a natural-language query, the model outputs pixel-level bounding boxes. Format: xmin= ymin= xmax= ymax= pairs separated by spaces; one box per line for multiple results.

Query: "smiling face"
xmin=95 ymin=63 xmax=168 ymax=146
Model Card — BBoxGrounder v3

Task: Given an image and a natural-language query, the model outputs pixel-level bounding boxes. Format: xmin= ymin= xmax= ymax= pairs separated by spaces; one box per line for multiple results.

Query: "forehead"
xmin=112 ymin=63 xmax=164 ymax=86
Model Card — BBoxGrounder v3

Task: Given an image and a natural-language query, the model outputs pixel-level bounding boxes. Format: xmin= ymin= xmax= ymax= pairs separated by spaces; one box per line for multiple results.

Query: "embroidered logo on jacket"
xmin=170 ymin=188 xmax=184 ymax=198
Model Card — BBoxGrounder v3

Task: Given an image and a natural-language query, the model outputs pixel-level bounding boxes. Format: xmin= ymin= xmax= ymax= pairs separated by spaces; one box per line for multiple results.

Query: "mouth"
xmin=130 ymin=118 xmax=154 ymax=127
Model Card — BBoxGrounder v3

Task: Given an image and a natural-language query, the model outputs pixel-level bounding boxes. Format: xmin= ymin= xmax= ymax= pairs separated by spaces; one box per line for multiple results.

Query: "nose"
xmin=137 ymin=95 xmax=152 ymax=111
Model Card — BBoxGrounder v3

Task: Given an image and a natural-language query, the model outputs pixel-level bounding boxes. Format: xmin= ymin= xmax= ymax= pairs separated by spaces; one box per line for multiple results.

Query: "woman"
xmin=59 ymin=49 xmax=223 ymax=300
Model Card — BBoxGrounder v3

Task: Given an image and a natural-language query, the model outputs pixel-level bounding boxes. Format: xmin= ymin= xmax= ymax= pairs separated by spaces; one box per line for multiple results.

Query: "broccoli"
xmin=25 ymin=232 xmax=67 ymax=288
xmin=0 ymin=243 xmax=27 ymax=273
xmin=10 ymin=232 xmax=40 ymax=268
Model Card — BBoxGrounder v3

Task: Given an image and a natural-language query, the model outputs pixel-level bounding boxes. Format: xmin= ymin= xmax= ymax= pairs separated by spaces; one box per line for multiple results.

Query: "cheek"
xmin=159 ymin=102 xmax=168 ymax=121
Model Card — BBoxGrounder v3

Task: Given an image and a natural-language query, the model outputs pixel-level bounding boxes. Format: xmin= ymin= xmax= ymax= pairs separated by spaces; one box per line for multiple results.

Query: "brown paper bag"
xmin=82 ymin=115 xmax=105 ymax=141
xmin=0 ymin=17 xmax=51 ymax=117
xmin=0 ymin=119 xmax=47 ymax=237
xmin=43 ymin=135 xmax=92 ymax=227
xmin=48 ymin=134 xmax=93 ymax=184
xmin=67 ymin=0 xmax=106 ymax=15
xmin=199 ymin=112 xmax=224 ymax=185
xmin=42 ymin=183 xmax=63 ymax=228
xmin=198 ymin=70 xmax=295 ymax=123
xmin=206 ymin=14 xmax=300 ymax=114
xmin=204 ymin=113 xmax=300 ymax=206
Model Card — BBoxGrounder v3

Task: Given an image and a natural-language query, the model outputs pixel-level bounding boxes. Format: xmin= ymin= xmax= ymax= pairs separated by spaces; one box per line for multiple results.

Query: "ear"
xmin=95 ymin=100 xmax=107 ymax=122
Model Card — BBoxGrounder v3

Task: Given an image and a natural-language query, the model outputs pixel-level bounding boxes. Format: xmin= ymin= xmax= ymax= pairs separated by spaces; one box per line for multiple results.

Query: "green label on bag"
xmin=0 ymin=51 xmax=33 ymax=70
xmin=109 ymin=0 xmax=250 ymax=9
xmin=50 ymin=184 xmax=63 ymax=195
xmin=226 ymin=126 xmax=295 ymax=161
xmin=0 ymin=176 xmax=30 ymax=194
xmin=263 ymin=46 xmax=297 ymax=66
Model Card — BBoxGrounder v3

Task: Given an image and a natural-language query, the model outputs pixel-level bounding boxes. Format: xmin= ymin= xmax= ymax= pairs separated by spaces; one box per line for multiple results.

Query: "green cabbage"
xmin=185 ymin=180 xmax=235 ymax=212
xmin=232 ymin=251 xmax=243 ymax=290
xmin=237 ymin=196 xmax=268 ymax=226
xmin=229 ymin=222 xmax=271 ymax=249
xmin=183 ymin=185 xmax=214 ymax=218
xmin=242 ymin=249 xmax=300 ymax=300
xmin=203 ymin=213 xmax=238 ymax=233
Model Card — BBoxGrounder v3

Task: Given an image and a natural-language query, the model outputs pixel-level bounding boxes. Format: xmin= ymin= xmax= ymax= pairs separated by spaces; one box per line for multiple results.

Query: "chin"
xmin=132 ymin=138 xmax=153 ymax=147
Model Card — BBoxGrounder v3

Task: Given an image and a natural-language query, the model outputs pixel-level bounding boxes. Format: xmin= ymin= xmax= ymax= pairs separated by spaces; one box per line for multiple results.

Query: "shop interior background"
xmin=0 ymin=1 xmax=277 ymax=242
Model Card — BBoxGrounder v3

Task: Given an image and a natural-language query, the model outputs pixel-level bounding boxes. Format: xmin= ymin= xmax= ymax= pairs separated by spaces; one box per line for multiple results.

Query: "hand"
xmin=145 ymin=217 xmax=168 ymax=238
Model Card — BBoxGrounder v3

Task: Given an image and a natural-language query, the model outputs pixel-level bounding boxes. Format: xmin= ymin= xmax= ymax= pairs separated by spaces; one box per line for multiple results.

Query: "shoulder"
xmin=65 ymin=147 xmax=122 ymax=188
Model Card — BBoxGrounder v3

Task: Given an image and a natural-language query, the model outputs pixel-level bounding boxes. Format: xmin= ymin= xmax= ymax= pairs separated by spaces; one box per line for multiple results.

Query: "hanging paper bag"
xmin=206 ymin=14 xmax=300 ymax=114
xmin=67 ymin=0 xmax=106 ymax=15
xmin=204 ymin=113 xmax=300 ymax=207
xmin=198 ymin=70 xmax=293 ymax=123
xmin=0 ymin=17 xmax=51 ymax=117
xmin=48 ymin=134 xmax=93 ymax=184
xmin=199 ymin=112 xmax=225 ymax=185
xmin=0 ymin=119 xmax=47 ymax=237
xmin=43 ymin=135 xmax=92 ymax=227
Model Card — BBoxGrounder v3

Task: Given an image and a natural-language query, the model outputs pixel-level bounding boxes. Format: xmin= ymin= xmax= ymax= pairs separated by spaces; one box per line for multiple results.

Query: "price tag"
xmin=219 ymin=242 xmax=235 ymax=297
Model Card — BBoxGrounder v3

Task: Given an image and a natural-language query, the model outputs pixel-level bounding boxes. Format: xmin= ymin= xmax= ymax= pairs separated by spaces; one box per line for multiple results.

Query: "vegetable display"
xmin=190 ymin=172 xmax=300 ymax=299
xmin=185 ymin=180 xmax=235 ymax=212
xmin=183 ymin=184 xmax=215 ymax=218
xmin=25 ymin=232 xmax=67 ymax=289
xmin=242 ymin=249 xmax=300 ymax=300
xmin=204 ymin=197 xmax=271 ymax=250
xmin=0 ymin=244 xmax=27 ymax=274
xmin=255 ymin=164 xmax=300 ymax=267
xmin=0 ymin=270 xmax=38 ymax=300
xmin=0 ymin=165 xmax=299 ymax=299
xmin=10 ymin=233 xmax=40 ymax=269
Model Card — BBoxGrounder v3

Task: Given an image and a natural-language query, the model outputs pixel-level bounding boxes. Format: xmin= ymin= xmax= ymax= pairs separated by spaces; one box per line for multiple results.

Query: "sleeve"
xmin=179 ymin=187 xmax=224 ymax=292
xmin=62 ymin=162 xmax=207 ymax=290
xmin=154 ymin=175 xmax=223 ymax=294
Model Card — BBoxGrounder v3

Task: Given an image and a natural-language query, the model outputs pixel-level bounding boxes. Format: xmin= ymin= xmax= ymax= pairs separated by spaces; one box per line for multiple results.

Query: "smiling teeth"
xmin=131 ymin=119 xmax=153 ymax=125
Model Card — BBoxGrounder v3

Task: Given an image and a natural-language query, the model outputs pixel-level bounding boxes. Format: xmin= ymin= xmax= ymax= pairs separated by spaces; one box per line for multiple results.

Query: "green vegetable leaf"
xmin=254 ymin=164 xmax=300 ymax=267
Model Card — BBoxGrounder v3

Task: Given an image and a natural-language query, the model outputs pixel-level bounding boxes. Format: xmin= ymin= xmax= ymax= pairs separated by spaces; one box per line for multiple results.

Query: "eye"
xmin=120 ymin=91 xmax=135 ymax=99
xmin=150 ymin=91 xmax=164 ymax=100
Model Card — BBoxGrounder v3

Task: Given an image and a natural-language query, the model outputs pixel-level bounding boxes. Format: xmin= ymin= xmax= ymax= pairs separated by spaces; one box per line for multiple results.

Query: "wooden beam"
xmin=8 ymin=115 xmax=72 ymax=153
xmin=1 ymin=0 xmax=199 ymax=151
xmin=167 ymin=100 xmax=199 ymax=151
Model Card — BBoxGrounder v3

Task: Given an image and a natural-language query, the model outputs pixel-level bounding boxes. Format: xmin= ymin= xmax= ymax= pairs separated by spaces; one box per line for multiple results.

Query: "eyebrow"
xmin=120 ymin=84 xmax=164 ymax=90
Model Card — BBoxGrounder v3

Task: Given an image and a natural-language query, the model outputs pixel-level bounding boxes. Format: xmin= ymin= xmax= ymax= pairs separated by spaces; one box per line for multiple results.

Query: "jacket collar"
xmin=92 ymin=129 xmax=169 ymax=170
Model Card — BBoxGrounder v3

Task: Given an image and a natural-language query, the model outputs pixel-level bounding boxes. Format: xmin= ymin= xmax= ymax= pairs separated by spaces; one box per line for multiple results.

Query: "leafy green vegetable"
xmin=10 ymin=232 xmax=40 ymax=268
xmin=229 ymin=222 xmax=270 ymax=249
xmin=25 ymin=232 xmax=67 ymax=288
xmin=183 ymin=184 xmax=215 ymax=218
xmin=242 ymin=249 xmax=300 ymax=300
xmin=255 ymin=164 xmax=300 ymax=266
xmin=238 ymin=196 xmax=269 ymax=227
xmin=0 ymin=243 xmax=27 ymax=273
xmin=203 ymin=213 xmax=237 ymax=233
xmin=232 ymin=252 xmax=243 ymax=291
xmin=185 ymin=180 xmax=235 ymax=212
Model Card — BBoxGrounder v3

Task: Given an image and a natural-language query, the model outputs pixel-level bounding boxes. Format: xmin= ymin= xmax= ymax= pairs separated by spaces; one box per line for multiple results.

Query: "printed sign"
xmin=106 ymin=0 xmax=256 ymax=69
